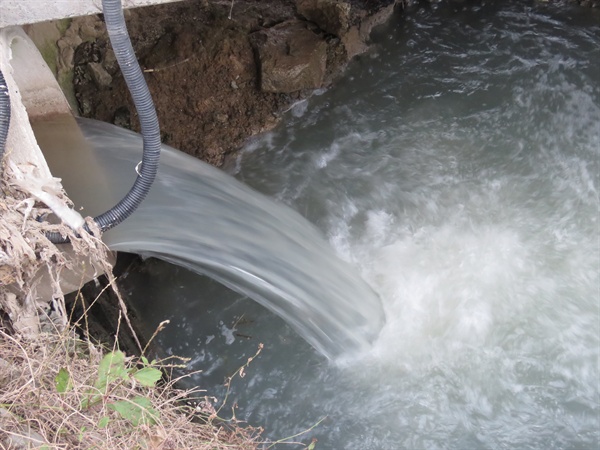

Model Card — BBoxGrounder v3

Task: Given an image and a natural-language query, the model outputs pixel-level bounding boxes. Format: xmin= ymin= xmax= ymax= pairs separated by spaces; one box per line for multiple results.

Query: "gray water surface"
xmin=126 ymin=2 xmax=599 ymax=449
xmin=45 ymin=1 xmax=600 ymax=448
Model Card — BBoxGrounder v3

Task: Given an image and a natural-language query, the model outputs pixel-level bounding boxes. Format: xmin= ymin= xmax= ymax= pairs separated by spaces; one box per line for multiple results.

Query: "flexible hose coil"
xmin=48 ymin=0 xmax=161 ymax=243
xmin=0 ymin=70 xmax=10 ymax=167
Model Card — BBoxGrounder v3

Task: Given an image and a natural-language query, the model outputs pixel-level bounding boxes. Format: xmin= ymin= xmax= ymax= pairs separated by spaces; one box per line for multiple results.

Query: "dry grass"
xmin=0 ymin=157 xmax=108 ymax=339
xmin=0 ymin=171 xmax=314 ymax=449
xmin=0 ymin=327 xmax=264 ymax=449
xmin=0 ymin=149 xmax=263 ymax=449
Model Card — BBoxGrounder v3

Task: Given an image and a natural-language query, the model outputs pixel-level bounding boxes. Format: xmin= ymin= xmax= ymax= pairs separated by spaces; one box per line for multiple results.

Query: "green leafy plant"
xmin=95 ymin=350 xmax=130 ymax=390
xmin=97 ymin=416 xmax=110 ymax=429
xmin=1 ymin=308 xmax=263 ymax=448
xmin=72 ymin=349 xmax=162 ymax=428
xmin=109 ymin=396 xmax=159 ymax=426
xmin=55 ymin=367 xmax=73 ymax=393
xmin=132 ymin=366 xmax=162 ymax=387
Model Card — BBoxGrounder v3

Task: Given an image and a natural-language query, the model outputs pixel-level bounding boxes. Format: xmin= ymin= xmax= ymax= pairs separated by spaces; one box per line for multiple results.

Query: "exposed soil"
xmin=70 ymin=0 xmax=598 ymax=169
xmin=71 ymin=0 xmax=398 ymax=166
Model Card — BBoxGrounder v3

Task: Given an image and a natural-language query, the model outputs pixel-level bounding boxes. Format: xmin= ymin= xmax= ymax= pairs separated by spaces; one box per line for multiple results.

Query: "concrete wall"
xmin=0 ymin=26 xmax=117 ymax=304
xmin=0 ymin=26 xmax=83 ymax=225
xmin=1 ymin=0 xmax=184 ymax=28
xmin=0 ymin=0 xmax=169 ymax=309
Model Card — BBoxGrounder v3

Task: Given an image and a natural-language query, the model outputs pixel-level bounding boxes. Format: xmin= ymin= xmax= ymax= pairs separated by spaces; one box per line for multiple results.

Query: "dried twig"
xmin=143 ymin=57 xmax=191 ymax=73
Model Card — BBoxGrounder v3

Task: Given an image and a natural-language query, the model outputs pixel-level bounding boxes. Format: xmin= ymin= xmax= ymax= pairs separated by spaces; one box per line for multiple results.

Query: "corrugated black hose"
xmin=47 ymin=0 xmax=161 ymax=243
xmin=0 ymin=70 xmax=10 ymax=168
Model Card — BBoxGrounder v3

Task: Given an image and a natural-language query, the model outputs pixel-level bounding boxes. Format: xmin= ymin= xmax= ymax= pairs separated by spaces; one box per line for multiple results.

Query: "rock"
xmin=67 ymin=0 xmax=398 ymax=166
xmin=87 ymin=62 xmax=112 ymax=87
xmin=74 ymin=40 xmax=103 ymax=65
xmin=56 ymin=14 xmax=104 ymax=74
xmin=345 ymin=1 xmax=397 ymax=59
xmin=253 ymin=21 xmax=328 ymax=93
xmin=297 ymin=0 xmax=352 ymax=35
xmin=113 ymin=106 xmax=131 ymax=129
xmin=215 ymin=113 xmax=229 ymax=123
xmin=340 ymin=26 xmax=367 ymax=60
xmin=57 ymin=42 xmax=76 ymax=73
xmin=0 ymin=408 xmax=48 ymax=449
xmin=297 ymin=0 xmax=397 ymax=59
xmin=75 ymin=15 xmax=106 ymax=41
xmin=103 ymin=48 xmax=118 ymax=74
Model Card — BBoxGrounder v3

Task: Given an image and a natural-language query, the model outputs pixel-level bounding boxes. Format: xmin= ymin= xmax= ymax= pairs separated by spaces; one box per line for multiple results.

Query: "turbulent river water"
xmin=39 ymin=1 xmax=599 ymax=448
xmin=218 ymin=3 xmax=599 ymax=448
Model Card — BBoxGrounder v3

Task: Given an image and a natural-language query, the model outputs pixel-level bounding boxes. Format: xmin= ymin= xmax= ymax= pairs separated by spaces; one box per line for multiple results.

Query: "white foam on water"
xmin=226 ymin=4 xmax=600 ymax=446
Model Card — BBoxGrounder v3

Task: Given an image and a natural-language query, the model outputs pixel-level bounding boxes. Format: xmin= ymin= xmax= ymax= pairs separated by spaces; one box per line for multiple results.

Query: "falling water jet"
xmin=33 ymin=115 xmax=386 ymax=360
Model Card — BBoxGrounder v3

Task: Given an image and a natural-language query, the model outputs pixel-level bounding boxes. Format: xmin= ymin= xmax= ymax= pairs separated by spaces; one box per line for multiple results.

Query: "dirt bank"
xmin=70 ymin=0 xmax=399 ymax=166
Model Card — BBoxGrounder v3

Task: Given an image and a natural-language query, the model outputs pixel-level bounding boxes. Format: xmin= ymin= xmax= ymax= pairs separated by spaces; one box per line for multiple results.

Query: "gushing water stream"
xmin=34 ymin=117 xmax=385 ymax=360
xmin=39 ymin=1 xmax=598 ymax=448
